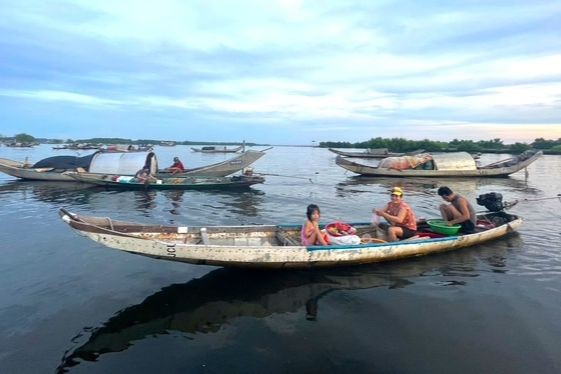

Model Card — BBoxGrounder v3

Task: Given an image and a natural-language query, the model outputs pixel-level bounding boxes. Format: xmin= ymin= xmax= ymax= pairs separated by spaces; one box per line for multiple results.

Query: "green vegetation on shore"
xmin=321 ymin=137 xmax=561 ymax=155
xmin=0 ymin=134 xmax=264 ymax=147
xmin=1 ymin=133 xmax=560 ymax=154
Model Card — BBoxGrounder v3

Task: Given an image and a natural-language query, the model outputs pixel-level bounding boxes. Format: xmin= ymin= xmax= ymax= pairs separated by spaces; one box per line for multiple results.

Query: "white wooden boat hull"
xmin=60 ymin=209 xmax=522 ymax=269
xmin=161 ymin=150 xmax=264 ymax=177
xmin=0 ymin=158 xmax=75 ymax=181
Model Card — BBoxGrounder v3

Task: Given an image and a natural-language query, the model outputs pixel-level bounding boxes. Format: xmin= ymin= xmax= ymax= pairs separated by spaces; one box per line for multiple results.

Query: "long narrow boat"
xmin=59 ymin=209 xmax=521 ymax=269
xmin=191 ymin=145 xmax=243 ymax=153
xmin=157 ymin=150 xmax=265 ymax=177
xmin=335 ymin=150 xmax=542 ymax=177
xmin=328 ymin=148 xmax=424 ymax=158
xmin=0 ymin=150 xmax=265 ymax=181
xmin=66 ymin=172 xmax=265 ymax=190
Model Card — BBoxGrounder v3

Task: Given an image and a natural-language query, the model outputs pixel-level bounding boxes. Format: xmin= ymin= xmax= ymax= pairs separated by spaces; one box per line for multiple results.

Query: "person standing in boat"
xmin=167 ymin=157 xmax=185 ymax=174
xmin=373 ymin=187 xmax=417 ymax=241
xmin=437 ymin=186 xmax=476 ymax=233
xmin=301 ymin=204 xmax=329 ymax=246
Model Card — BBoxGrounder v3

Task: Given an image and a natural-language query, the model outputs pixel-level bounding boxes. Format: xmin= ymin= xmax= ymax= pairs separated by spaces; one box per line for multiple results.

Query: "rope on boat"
xmin=504 ymin=194 xmax=561 ymax=209
xmin=257 ymin=172 xmax=314 ymax=183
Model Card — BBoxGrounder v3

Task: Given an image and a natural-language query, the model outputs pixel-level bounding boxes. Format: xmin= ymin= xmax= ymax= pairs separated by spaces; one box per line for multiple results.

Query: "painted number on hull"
xmin=167 ymin=246 xmax=176 ymax=257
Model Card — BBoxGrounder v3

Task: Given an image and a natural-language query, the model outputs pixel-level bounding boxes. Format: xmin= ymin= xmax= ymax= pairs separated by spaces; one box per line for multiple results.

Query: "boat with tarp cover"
xmin=335 ymin=150 xmax=542 ymax=177
xmin=59 ymin=209 xmax=521 ymax=269
xmin=0 ymin=150 xmax=265 ymax=181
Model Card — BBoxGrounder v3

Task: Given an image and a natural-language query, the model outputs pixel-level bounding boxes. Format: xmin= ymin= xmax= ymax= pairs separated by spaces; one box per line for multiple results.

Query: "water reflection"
xmin=0 ymin=181 xmax=96 ymax=206
xmin=0 ymin=181 xmax=266 ymax=220
xmin=160 ymin=190 xmax=184 ymax=215
xmin=57 ymin=238 xmax=519 ymax=372
xmin=132 ymin=190 xmax=158 ymax=216
xmin=335 ymin=176 xmax=539 ymax=199
xmin=214 ymin=190 xmax=265 ymax=217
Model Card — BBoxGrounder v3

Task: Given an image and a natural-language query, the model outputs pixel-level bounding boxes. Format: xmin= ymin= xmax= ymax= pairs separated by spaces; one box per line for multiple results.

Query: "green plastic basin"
xmin=427 ymin=219 xmax=461 ymax=235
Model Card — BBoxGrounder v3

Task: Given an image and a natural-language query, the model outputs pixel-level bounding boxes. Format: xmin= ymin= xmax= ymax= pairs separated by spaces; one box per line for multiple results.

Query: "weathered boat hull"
xmin=335 ymin=150 xmax=542 ymax=177
xmin=158 ymin=150 xmax=265 ymax=177
xmin=1 ymin=150 xmax=265 ymax=181
xmin=0 ymin=158 xmax=76 ymax=181
xmin=60 ymin=209 xmax=521 ymax=269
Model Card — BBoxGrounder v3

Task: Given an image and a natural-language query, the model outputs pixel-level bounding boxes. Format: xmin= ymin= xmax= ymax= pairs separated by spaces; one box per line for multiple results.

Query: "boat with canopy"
xmin=0 ymin=150 xmax=265 ymax=181
xmin=335 ymin=150 xmax=542 ymax=177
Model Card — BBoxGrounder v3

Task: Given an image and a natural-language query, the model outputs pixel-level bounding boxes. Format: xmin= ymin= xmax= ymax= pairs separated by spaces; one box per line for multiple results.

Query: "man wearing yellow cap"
xmin=373 ymin=187 xmax=417 ymax=241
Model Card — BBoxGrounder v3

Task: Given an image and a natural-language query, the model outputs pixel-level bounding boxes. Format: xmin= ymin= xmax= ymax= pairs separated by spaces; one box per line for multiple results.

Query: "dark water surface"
xmin=1 ymin=145 xmax=560 ymax=373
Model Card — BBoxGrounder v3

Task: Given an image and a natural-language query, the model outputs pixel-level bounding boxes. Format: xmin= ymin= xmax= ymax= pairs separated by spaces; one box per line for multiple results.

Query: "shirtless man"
xmin=437 ymin=186 xmax=476 ymax=233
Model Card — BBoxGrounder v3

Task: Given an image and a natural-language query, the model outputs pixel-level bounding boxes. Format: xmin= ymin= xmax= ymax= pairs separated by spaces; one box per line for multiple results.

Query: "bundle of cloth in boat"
xmin=378 ymin=153 xmax=433 ymax=171
xmin=325 ymin=222 xmax=361 ymax=245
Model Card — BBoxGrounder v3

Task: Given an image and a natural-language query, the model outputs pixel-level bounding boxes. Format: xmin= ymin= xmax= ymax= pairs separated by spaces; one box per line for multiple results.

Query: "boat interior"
xmin=71 ymin=211 xmax=516 ymax=248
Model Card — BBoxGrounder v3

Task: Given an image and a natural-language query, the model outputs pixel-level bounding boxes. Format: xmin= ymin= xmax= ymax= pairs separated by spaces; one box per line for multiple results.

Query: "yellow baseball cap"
xmin=391 ymin=187 xmax=403 ymax=196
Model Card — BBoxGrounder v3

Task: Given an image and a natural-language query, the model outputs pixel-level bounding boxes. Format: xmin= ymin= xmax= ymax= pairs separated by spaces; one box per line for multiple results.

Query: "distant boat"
xmin=59 ymin=209 xmax=522 ymax=269
xmin=334 ymin=150 xmax=542 ymax=177
xmin=5 ymin=142 xmax=34 ymax=148
xmin=101 ymin=144 xmax=153 ymax=152
xmin=191 ymin=145 xmax=243 ymax=153
xmin=328 ymin=148 xmax=424 ymax=158
xmin=66 ymin=173 xmax=265 ymax=190
xmin=52 ymin=143 xmax=101 ymax=150
xmin=159 ymin=141 xmax=176 ymax=146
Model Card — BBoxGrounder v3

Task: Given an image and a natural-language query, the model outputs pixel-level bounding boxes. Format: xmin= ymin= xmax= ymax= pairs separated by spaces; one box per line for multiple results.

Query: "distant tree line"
xmin=2 ymin=133 xmax=560 ymax=154
xmin=320 ymin=137 xmax=561 ymax=154
xmin=0 ymin=135 xmax=264 ymax=147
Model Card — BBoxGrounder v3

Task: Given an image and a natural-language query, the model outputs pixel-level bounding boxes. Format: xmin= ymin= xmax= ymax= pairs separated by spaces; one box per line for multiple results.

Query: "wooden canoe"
xmin=59 ymin=209 xmax=521 ymax=269
xmin=191 ymin=145 xmax=243 ymax=153
xmin=66 ymin=172 xmax=265 ymax=190
xmin=0 ymin=150 xmax=265 ymax=181
xmin=157 ymin=150 xmax=265 ymax=177
xmin=335 ymin=150 xmax=542 ymax=177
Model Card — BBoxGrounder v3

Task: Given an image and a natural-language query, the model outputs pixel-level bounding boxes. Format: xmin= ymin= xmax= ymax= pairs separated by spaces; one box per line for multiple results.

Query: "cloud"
xmin=1 ymin=0 xmax=560 ymax=143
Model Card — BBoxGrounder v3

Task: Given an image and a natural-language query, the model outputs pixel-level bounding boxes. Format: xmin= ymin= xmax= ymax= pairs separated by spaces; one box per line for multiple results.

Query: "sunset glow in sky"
xmin=1 ymin=1 xmax=560 ymax=144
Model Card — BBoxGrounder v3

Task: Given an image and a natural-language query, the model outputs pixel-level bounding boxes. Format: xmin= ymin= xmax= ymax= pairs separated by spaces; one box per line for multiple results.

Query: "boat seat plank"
xmin=276 ymin=232 xmax=299 ymax=246
xmin=200 ymin=228 xmax=210 ymax=245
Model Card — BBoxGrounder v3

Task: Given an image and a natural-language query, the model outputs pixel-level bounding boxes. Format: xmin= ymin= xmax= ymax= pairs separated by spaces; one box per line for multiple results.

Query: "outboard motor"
xmin=476 ymin=192 xmax=504 ymax=212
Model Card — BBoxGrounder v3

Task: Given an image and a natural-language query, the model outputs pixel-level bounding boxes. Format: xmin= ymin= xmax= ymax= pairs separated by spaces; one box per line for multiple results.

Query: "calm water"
xmin=1 ymin=145 xmax=561 ymax=373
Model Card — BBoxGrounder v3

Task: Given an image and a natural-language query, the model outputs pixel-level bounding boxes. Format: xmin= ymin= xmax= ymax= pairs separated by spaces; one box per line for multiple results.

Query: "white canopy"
xmin=89 ymin=152 xmax=158 ymax=175
xmin=432 ymin=152 xmax=477 ymax=171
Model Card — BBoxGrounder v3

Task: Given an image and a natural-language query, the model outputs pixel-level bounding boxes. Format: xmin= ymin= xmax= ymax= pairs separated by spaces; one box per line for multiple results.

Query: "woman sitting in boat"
xmin=167 ymin=157 xmax=185 ymax=174
xmin=373 ymin=187 xmax=417 ymax=241
xmin=301 ymin=204 xmax=329 ymax=246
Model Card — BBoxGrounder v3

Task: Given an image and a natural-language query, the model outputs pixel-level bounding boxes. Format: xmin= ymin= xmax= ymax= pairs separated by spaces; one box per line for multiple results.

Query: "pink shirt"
xmin=385 ymin=201 xmax=417 ymax=231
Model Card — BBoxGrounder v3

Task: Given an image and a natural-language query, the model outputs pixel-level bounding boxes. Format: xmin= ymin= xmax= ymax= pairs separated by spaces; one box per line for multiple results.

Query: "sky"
xmin=1 ymin=0 xmax=560 ymax=144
